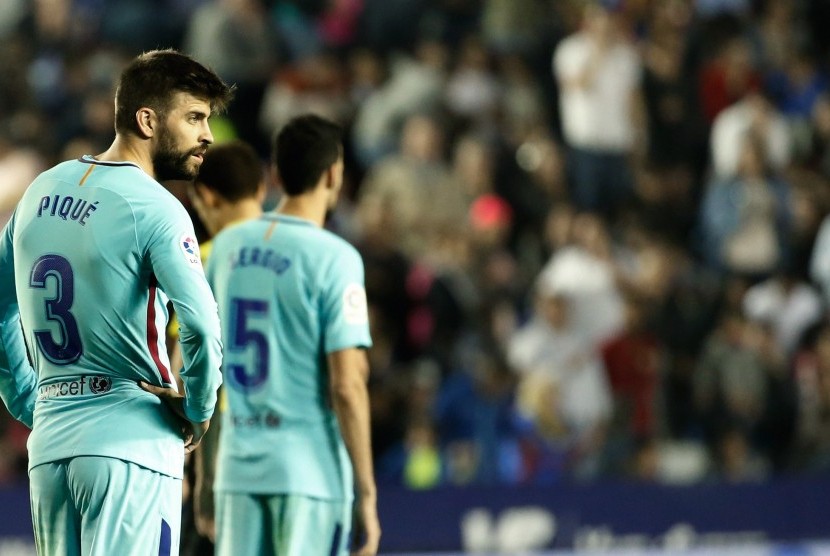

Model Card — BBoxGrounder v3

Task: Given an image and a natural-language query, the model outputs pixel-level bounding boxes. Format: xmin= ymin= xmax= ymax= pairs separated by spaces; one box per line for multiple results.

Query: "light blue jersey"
xmin=206 ymin=213 xmax=372 ymax=501
xmin=0 ymin=155 xmax=223 ymax=479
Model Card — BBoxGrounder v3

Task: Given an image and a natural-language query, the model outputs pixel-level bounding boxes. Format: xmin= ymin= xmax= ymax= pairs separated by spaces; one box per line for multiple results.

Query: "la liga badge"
xmin=179 ymin=234 xmax=201 ymax=266
xmin=343 ymin=283 xmax=368 ymax=325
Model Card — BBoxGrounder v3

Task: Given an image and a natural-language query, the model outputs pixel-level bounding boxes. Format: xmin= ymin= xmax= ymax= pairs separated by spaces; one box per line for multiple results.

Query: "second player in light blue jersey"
xmin=173 ymin=140 xmax=267 ymax=556
xmin=199 ymin=114 xmax=381 ymax=555
xmin=0 ymin=49 xmax=232 ymax=556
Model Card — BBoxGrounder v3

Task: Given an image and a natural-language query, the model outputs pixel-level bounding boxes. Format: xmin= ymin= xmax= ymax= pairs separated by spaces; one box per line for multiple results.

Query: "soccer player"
xmin=166 ymin=140 xmax=266 ymax=554
xmin=0 ymin=49 xmax=232 ymax=555
xmin=199 ymin=114 xmax=381 ymax=556
xmin=188 ymin=140 xmax=267 ymax=241
xmin=168 ymin=139 xmax=267 ymax=376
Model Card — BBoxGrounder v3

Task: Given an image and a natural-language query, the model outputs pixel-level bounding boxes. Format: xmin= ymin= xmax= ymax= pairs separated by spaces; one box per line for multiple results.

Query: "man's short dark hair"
xmin=196 ymin=140 xmax=263 ymax=202
xmin=273 ymin=114 xmax=342 ymax=196
xmin=114 ymin=49 xmax=234 ymax=135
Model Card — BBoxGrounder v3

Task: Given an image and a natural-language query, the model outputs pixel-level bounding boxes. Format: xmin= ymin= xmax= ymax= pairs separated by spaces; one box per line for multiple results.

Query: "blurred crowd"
xmin=3 ymin=0 xmax=830 ymax=489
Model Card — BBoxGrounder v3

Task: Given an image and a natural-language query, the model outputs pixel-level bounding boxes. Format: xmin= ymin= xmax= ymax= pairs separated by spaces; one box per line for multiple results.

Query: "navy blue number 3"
xmin=228 ymin=298 xmax=269 ymax=391
xmin=29 ymin=254 xmax=83 ymax=365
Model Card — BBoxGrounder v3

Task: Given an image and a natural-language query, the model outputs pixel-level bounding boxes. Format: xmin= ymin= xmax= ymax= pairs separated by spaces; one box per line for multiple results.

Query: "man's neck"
xmin=276 ymin=193 xmax=327 ymax=227
xmin=96 ymin=135 xmax=154 ymax=177
xmin=214 ymin=199 xmax=263 ymax=234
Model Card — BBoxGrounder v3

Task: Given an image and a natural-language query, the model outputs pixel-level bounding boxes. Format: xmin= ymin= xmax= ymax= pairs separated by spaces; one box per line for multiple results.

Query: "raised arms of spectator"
xmin=554 ymin=39 xmax=608 ymax=92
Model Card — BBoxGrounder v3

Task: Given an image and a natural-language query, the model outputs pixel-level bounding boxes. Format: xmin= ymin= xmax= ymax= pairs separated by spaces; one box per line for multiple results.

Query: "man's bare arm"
xmin=328 ymin=348 xmax=380 ymax=556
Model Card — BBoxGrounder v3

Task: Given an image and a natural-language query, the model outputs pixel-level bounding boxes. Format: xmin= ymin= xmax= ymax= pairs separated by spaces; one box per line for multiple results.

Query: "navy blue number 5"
xmin=29 ymin=254 xmax=83 ymax=365
xmin=228 ymin=298 xmax=269 ymax=391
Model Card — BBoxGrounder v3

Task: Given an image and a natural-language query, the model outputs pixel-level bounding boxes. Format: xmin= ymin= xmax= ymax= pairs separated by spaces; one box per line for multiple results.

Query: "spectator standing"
xmin=709 ymin=91 xmax=792 ymax=179
xmin=699 ymin=133 xmax=792 ymax=276
xmin=601 ymin=295 xmax=663 ymax=447
xmin=742 ymin=271 xmax=823 ymax=357
xmin=553 ymin=1 xmax=643 ymax=217
xmin=508 ymin=282 xmax=613 ymax=480
xmin=170 ymin=140 xmax=266 ymax=556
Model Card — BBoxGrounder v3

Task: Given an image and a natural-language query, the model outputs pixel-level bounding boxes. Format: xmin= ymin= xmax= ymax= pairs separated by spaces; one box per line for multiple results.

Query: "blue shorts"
xmin=29 ymin=457 xmax=181 ymax=556
xmin=215 ymin=492 xmax=351 ymax=556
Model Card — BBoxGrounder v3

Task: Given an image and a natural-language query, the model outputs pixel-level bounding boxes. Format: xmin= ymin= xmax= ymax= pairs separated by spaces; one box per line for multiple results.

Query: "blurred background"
xmin=2 ymin=0 xmax=830 ymax=554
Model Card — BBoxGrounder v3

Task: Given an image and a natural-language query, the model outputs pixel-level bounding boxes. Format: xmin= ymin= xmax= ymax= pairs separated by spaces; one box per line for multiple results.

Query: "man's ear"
xmin=135 ymin=107 xmax=157 ymax=139
xmin=270 ymin=165 xmax=284 ymax=194
xmin=324 ymin=163 xmax=337 ymax=191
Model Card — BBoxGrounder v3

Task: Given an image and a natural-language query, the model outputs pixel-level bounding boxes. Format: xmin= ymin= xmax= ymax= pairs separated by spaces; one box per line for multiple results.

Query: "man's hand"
xmin=351 ymin=495 xmax=381 ymax=556
xmin=139 ymin=381 xmax=210 ymax=453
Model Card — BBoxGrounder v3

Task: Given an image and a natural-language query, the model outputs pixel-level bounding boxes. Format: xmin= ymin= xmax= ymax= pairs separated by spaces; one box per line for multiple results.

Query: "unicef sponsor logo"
xmin=89 ymin=376 xmax=112 ymax=394
xmin=37 ymin=376 xmax=116 ymax=400
xmin=230 ymin=411 xmax=281 ymax=429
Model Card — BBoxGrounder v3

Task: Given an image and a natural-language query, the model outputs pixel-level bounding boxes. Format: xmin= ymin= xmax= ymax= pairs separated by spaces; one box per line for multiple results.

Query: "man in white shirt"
xmin=553 ymin=1 xmax=643 ymax=217
xmin=709 ymin=92 xmax=792 ymax=178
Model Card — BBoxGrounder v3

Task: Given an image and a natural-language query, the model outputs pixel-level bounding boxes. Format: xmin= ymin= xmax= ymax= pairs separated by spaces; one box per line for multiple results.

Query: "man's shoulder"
xmin=126 ymin=179 xmax=188 ymax=220
xmin=212 ymin=218 xmax=266 ymax=245
xmin=312 ymin=228 xmax=362 ymax=262
xmin=20 ymin=160 xmax=163 ymax=219
xmin=214 ymin=217 xmax=361 ymax=263
xmin=317 ymin=225 xmax=356 ymax=248
xmin=27 ymin=158 xmax=95 ymax=190
xmin=268 ymin=216 xmax=359 ymax=256
xmin=46 ymin=158 xmax=179 ymax=209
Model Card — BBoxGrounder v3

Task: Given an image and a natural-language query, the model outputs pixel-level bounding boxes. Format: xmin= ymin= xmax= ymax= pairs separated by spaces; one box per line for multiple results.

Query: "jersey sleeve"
xmin=0 ymin=209 xmax=36 ymax=428
xmin=143 ymin=200 xmax=223 ymax=423
xmin=321 ymin=244 xmax=373 ymax=354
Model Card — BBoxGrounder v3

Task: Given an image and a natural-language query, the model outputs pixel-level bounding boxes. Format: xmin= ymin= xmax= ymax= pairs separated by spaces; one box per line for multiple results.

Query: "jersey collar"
xmin=78 ymin=155 xmax=142 ymax=169
xmin=263 ymin=212 xmax=316 ymax=227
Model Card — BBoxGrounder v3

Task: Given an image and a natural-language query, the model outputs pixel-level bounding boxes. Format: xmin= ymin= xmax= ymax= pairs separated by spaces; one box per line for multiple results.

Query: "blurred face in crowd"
xmin=453 ymin=136 xmax=493 ymax=198
xmin=584 ymin=4 xmax=617 ymax=44
xmin=153 ymin=92 xmax=213 ymax=181
xmin=401 ymin=115 xmax=443 ymax=162
xmin=723 ymin=38 xmax=754 ymax=81
xmin=545 ymin=204 xmax=575 ymax=252
xmin=572 ymin=213 xmax=610 ymax=258
xmin=722 ymin=314 xmax=746 ymax=347
xmin=541 ymin=293 xmax=569 ymax=330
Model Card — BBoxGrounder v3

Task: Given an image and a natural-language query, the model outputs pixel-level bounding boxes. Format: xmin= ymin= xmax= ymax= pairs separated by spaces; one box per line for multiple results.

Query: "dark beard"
xmin=153 ymin=127 xmax=201 ymax=181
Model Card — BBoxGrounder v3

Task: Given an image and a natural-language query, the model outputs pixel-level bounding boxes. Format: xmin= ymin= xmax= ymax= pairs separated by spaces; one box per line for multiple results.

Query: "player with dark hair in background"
xmin=167 ymin=139 xmax=266 ymax=556
xmin=197 ymin=114 xmax=381 ymax=555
